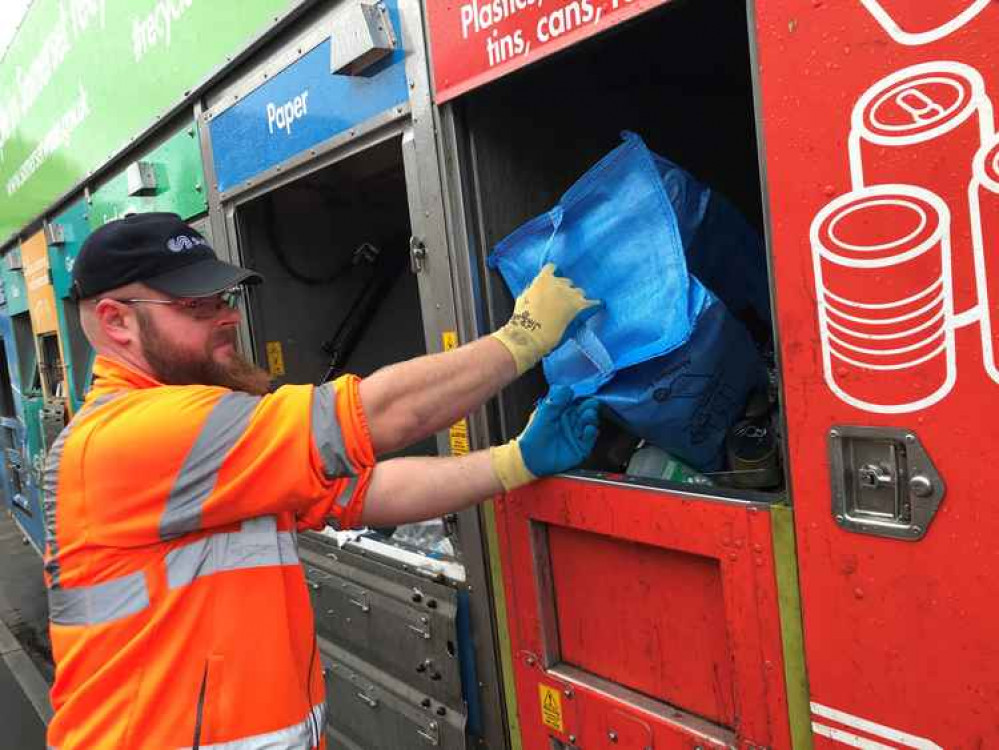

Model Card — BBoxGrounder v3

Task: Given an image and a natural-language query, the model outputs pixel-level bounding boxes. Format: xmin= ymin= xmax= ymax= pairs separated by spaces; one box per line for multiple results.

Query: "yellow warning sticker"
xmin=441 ymin=331 xmax=470 ymax=456
xmin=538 ymin=684 xmax=564 ymax=733
xmin=266 ymin=341 xmax=286 ymax=377
xmin=449 ymin=420 xmax=470 ymax=456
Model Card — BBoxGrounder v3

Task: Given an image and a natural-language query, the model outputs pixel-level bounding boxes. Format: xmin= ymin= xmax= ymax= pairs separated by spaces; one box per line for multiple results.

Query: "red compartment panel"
xmin=547 ymin=524 xmax=735 ymax=726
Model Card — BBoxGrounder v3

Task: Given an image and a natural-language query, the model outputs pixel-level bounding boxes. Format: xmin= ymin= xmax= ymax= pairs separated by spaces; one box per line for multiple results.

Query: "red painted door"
xmin=753 ymin=2 xmax=999 ymax=746
xmin=494 ymin=479 xmax=792 ymax=749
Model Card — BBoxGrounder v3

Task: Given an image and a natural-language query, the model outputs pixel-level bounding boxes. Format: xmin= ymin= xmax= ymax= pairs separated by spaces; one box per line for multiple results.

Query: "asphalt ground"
xmin=0 ymin=511 xmax=52 ymax=748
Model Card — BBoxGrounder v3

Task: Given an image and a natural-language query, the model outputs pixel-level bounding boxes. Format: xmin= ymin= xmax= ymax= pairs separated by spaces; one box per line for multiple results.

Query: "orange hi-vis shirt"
xmin=43 ymin=356 xmax=376 ymax=749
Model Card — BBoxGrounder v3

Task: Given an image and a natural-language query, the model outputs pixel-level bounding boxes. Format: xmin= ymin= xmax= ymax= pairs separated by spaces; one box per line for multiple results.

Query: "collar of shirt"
xmin=90 ymin=355 xmax=163 ymax=395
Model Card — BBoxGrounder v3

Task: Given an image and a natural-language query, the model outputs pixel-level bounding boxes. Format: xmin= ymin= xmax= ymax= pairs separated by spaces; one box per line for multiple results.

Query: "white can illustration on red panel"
xmin=859 ymin=0 xmax=991 ymax=46
xmin=971 ymin=134 xmax=999 ymax=384
xmin=811 ymin=185 xmax=956 ymax=414
xmin=849 ymin=62 xmax=993 ymax=319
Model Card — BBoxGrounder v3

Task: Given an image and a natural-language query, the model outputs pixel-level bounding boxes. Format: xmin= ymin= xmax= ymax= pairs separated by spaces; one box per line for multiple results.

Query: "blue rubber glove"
xmin=489 ymin=386 xmax=600 ymax=490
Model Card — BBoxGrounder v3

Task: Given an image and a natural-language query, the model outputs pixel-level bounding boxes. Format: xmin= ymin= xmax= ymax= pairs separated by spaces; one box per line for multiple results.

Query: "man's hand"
xmin=492 ymin=264 xmax=598 ymax=375
xmin=490 ymin=386 xmax=600 ymax=491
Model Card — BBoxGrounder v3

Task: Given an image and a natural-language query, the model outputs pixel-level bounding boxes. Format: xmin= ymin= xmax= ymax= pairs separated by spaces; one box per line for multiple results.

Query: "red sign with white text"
xmin=425 ymin=0 xmax=669 ymax=103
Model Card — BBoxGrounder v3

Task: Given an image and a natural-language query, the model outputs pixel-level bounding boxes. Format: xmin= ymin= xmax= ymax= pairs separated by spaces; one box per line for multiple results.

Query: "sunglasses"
xmin=110 ymin=287 xmax=244 ymax=320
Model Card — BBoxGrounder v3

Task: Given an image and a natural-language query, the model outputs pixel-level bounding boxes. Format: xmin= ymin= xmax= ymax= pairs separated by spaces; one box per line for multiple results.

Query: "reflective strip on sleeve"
xmin=166 ymin=516 xmax=300 ymax=590
xmin=48 ymin=570 xmax=150 ymax=626
xmin=338 ymin=476 xmax=358 ymax=509
xmin=311 ymin=383 xmax=355 ymax=479
xmin=160 ymin=392 xmax=261 ymax=540
xmin=180 ymin=702 xmax=327 ymax=750
xmin=44 ymin=392 xmax=124 ymax=590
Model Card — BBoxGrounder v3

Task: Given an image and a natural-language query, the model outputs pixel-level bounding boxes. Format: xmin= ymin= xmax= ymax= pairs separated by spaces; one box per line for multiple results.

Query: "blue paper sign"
xmin=209 ymin=2 xmax=409 ymax=193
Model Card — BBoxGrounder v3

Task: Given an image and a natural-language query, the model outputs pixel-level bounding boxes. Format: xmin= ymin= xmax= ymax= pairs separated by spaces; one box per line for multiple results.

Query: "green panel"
xmin=22 ymin=396 xmax=45 ymax=465
xmin=1 ymin=255 xmax=29 ymax=317
xmin=0 ymin=0 xmax=298 ymax=245
xmin=49 ymin=199 xmax=94 ymax=412
xmin=49 ymin=199 xmax=90 ymax=298
xmin=771 ymin=504 xmax=814 ymax=750
xmin=88 ymin=121 xmax=208 ymax=228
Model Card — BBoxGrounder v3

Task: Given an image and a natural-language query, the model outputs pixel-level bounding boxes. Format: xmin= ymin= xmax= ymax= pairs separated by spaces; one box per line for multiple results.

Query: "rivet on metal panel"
xmin=187 ymin=128 xmax=195 ymax=137
xmin=835 ymin=514 xmax=845 ymax=523
xmin=563 ymin=687 xmax=574 ymax=699
xmin=906 ymin=434 xmax=916 ymax=443
xmin=526 ymin=656 xmax=536 ymax=666
xmin=421 ymin=697 xmax=431 ymax=708
xmin=829 ymin=429 xmax=839 ymax=438
xmin=608 ymin=730 xmax=619 ymax=742
xmin=194 ymin=183 xmax=202 ymax=193
xmin=568 ymin=735 xmax=577 ymax=744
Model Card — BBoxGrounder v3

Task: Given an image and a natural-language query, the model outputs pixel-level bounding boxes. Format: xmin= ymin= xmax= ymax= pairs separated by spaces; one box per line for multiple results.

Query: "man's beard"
xmin=136 ymin=309 xmax=272 ymax=396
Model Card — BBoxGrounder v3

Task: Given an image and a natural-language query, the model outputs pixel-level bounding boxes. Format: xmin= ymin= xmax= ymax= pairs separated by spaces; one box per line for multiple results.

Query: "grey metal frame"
xmin=195 ymin=3 xmax=509 ymax=749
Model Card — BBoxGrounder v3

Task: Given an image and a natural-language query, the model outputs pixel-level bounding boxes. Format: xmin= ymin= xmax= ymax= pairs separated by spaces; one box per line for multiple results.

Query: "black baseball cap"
xmin=71 ymin=212 xmax=263 ymax=301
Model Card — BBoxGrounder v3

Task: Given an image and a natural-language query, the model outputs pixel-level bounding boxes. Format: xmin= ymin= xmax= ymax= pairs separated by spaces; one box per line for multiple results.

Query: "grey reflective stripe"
xmin=160 ymin=392 xmax=261 ymax=540
xmin=48 ymin=570 xmax=150 ymax=626
xmin=311 ymin=383 xmax=354 ymax=479
xmin=44 ymin=392 xmax=124 ymax=590
xmin=337 ymin=476 xmax=358 ymax=509
xmin=181 ymin=702 xmax=326 ymax=750
xmin=166 ymin=516 xmax=300 ymax=589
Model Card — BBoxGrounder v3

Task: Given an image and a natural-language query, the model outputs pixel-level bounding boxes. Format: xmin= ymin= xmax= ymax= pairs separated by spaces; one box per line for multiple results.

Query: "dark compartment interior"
xmin=234 ymin=136 xmax=453 ymax=557
xmin=460 ymin=0 xmax=783 ymax=494
xmin=236 ymin=136 xmax=435 ymax=458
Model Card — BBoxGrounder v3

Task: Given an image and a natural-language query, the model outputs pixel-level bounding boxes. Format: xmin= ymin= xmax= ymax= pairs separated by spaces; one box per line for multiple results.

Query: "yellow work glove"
xmin=491 ymin=264 xmax=598 ymax=375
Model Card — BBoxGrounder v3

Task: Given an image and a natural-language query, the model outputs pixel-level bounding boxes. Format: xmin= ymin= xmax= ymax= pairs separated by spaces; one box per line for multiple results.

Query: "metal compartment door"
xmin=496 ymin=479 xmax=792 ymax=749
xmin=429 ymin=0 xmax=800 ymax=746
xmin=752 ymin=1 xmax=999 ymax=746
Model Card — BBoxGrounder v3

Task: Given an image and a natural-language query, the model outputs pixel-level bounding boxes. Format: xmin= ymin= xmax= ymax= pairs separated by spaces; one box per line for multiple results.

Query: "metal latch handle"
xmin=410 ymin=236 xmax=427 ymax=273
xmin=857 ymin=463 xmax=894 ymax=490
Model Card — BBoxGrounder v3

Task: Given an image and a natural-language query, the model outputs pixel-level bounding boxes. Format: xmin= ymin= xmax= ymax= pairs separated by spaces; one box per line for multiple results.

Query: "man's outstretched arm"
xmin=358 ymin=265 xmax=597 ymax=455
xmin=359 ymin=387 xmax=600 ymax=526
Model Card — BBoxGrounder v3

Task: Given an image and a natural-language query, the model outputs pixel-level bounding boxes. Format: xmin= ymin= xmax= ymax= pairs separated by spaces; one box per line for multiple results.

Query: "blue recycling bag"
xmin=489 ymin=132 xmax=769 ymax=471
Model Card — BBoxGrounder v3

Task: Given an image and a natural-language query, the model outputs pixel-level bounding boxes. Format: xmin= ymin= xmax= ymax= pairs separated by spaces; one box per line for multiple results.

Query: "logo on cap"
xmin=166 ymin=235 xmax=208 ymax=253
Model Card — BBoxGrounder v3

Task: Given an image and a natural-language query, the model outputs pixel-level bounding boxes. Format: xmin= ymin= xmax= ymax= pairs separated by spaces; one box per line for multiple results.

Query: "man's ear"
xmin=94 ymin=299 xmax=136 ymax=347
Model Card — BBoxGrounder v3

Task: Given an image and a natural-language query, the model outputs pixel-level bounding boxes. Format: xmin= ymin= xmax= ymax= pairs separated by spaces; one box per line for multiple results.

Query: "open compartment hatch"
xmin=234 ymin=135 xmax=456 ymax=564
xmin=460 ymin=0 xmax=783 ymax=499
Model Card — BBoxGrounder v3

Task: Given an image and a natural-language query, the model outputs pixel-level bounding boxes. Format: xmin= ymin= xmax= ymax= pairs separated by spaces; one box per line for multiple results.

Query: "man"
xmin=43 ymin=212 xmax=599 ymax=749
